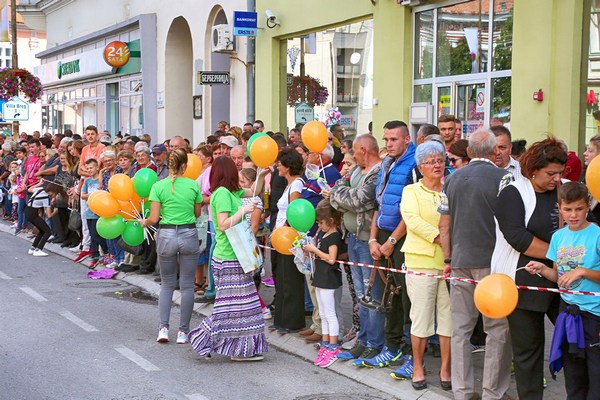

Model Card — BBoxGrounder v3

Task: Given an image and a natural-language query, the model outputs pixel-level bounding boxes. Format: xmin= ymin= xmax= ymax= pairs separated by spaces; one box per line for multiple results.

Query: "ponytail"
xmin=168 ymin=148 xmax=188 ymax=193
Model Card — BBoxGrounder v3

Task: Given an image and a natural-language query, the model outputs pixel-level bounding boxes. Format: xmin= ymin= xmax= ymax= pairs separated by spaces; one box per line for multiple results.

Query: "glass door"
xmin=456 ymin=81 xmax=485 ymax=137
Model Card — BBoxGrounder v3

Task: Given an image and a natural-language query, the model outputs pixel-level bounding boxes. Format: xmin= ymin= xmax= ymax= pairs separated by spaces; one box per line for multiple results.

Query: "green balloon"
xmin=96 ymin=216 xmax=126 ymax=239
xmin=122 ymin=221 xmax=145 ymax=246
xmin=133 ymin=168 xmax=158 ymax=198
xmin=286 ymin=199 xmax=316 ymax=232
xmin=247 ymin=132 xmax=269 ymax=154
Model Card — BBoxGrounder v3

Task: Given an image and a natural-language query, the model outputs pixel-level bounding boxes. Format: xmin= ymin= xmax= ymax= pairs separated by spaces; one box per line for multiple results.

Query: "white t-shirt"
xmin=275 ymin=178 xmax=304 ymax=229
xmin=28 ymin=187 xmax=50 ymax=209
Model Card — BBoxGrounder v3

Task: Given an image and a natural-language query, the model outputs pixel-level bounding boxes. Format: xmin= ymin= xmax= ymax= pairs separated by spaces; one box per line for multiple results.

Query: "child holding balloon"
xmin=526 ymin=182 xmax=600 ymax=399
xmin=81 ymin=158 xmax=108 ymax=269
xmin=303 ymin=199 xmax=343 ymax=368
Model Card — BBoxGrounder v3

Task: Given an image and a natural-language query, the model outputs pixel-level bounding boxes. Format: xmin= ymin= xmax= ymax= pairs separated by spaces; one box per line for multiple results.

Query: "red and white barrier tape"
xmin=211 ymin=230 xmax=600 ymax=297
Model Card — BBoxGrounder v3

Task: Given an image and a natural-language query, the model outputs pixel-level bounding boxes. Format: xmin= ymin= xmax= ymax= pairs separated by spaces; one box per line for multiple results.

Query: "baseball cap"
xmin=152 ymin=144 xmax=167 ymax=154
xmin=99 ymin=135 xmax=112 ymax=145
xmin=219 ymin=135 xmax=239 ymax=148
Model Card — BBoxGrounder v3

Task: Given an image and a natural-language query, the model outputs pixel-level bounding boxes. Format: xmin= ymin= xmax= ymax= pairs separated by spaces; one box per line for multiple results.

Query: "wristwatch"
xmin=388 ymin=236 xmax=397 ymax=245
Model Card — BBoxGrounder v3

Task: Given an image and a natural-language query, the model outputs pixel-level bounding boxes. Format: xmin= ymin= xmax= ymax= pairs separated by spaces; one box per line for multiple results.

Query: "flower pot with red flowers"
xmin=0 ymin=68 xmax=43 ymax=103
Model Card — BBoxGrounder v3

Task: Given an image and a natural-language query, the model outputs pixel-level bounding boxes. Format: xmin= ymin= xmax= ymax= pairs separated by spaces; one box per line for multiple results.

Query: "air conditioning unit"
xmin=212 ymin=24 xmax=234 ymax=53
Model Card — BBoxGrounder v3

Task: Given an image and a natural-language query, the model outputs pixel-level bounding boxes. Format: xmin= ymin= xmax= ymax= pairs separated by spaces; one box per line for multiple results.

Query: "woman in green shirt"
xmin=143 ymin=148 xmax=202 ymax=345
xmin=190 ymin=156 xmax=269 ymax=361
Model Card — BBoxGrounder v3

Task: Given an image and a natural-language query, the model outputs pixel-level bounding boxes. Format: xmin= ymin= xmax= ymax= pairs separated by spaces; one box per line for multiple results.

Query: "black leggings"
xmin=25 ymin=206 xmax=51 ymax=250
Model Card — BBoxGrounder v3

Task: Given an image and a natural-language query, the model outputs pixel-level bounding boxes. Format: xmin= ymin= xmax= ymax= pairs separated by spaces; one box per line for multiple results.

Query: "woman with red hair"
xmin=189 ymin=156 xmax=270 ymax=361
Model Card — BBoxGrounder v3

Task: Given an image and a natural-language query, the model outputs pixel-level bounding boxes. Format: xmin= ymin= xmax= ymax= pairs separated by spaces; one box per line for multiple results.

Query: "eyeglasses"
xmin=448 ymin=157 xmax=464 ymax=164
xmin=423 ymin=159 xmax=445 ymax=166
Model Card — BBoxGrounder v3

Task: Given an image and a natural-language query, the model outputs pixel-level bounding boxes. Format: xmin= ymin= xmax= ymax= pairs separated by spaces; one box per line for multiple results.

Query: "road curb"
xmin=0 ymin=221 xmax=451 ymax=400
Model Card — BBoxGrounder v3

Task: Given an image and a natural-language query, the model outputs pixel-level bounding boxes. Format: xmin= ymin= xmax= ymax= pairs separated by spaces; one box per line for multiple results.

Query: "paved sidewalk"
xmin=1 ymin=221 xmax=567 ymax=400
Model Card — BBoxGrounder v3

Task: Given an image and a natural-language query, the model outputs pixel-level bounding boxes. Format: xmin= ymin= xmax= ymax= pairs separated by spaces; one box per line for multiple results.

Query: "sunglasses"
xmin=448 ymin=157 xmax=463 ymax=164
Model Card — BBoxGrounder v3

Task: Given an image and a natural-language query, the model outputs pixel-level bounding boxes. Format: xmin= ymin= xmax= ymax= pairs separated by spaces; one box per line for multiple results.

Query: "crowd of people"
xmin=1 ymin=116 xmax=599 ymax=399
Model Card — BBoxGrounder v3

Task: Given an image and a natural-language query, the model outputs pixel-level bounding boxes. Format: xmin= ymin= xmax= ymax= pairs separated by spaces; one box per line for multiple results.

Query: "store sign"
xmin=339 ymin=115 xmax=355 ymax=128
xmin=233 ymin=11 xmax=257 ymax=37
xmin=35 ymin=47 xmax=116 ymax=86
xmin=463 ymin=120 xmax=484 ymax=135
xmin=295 ymin=102 xmax=313 ymax=124
xmin=3 ymin=97 xmax=29 ymax=121
xmin=103 ymin=41 xmax=131 ymax=68
xmin=56 ymin=59 xmax=80 ymax=79
xmin=198 ymin=71 xmax=230 ymax=85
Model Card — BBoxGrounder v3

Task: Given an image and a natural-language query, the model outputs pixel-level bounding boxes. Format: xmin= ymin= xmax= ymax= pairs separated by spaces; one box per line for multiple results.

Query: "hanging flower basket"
xmin=0 ymin=68 xmax=43 ymax=103
xmin=287 ymin=74 xmax=328 ymax=108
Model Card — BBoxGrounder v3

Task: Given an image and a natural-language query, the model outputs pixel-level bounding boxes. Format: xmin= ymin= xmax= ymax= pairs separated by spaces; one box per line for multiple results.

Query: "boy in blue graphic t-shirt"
xmin=526 ymin=182 xmax=600 ymax=399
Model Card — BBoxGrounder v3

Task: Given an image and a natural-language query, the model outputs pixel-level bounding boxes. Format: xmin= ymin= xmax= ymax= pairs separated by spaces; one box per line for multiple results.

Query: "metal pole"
xmin=246 ymin=0 xmax=255 ymax=124
xmin=300 ymin=38 xmax=305 ymax=103
xmin=10 ymin=0 xmax=18 ymax=137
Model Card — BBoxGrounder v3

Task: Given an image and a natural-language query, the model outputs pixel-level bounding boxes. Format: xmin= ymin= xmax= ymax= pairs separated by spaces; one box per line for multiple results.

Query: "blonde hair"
xmin=168 ymin=148 xmax=188 ymax=193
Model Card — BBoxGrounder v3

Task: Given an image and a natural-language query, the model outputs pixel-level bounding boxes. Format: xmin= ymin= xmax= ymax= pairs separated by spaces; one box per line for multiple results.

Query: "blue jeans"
xmin=204 ymin=221 xmax=217 ymax=296
xmin=347 ymin=233 xmax=385 ymax=350
xmin=107 ymin=238 xmax=124 ymax=263
xmin=17 ymin=197 xmax=26 ymax=229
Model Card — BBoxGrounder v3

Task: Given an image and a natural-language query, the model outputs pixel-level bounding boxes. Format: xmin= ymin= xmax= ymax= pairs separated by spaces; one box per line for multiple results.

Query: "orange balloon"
xmin=87 ymin=189 xmax=106 ymax=208
xmin=301 ymin=121 xmax=328 ymax=153
xmin=183 ymin=153 xmax=203 ymax=180
xmin=586 ymin=155 xmax=600 ymax=200
xmin=474 ymin=274 xmax=519 ymax=319
xmin=250 ymin=136 xmax=278 ymax=168
xmin=88 ymin=191 xmax=120 ymax=218
xmin=271 ymin=226 xmax=299 ymax=255
xmin=108 ymin=173 xmax=134 ymax=201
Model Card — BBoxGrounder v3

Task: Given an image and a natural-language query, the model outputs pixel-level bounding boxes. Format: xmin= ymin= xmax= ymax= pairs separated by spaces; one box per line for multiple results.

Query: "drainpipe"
xmin=247 ymin=0 xmax=255 ymax=123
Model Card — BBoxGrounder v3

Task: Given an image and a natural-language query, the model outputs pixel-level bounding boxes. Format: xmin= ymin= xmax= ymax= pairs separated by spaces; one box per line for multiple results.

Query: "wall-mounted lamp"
xmin=265 ymin=9 xmax=280 ymax=28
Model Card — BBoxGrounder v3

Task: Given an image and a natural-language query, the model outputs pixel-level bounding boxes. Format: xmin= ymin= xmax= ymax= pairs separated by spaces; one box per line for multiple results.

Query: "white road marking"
xmin=19 ymin=286 xmax=48 ymax=302
xmin=59 ymin=311 xmax=99 ymax=332
xmin=0 ymin=271 xmax=12 ymax=280
xmin=186 ymin=395 xmax=210 ymax=400
xmin=115 ymin=346 xmax=160 ymax=371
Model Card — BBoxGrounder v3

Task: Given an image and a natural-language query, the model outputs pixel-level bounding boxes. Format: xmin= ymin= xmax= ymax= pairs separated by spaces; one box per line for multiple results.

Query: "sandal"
xmin=194 ymin=282 xmax=206 ymax=295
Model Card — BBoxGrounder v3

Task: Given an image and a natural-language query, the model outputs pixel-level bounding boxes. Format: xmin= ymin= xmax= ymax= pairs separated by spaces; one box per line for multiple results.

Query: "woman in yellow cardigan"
xmin=399 ymin=141 xmax=451 ymax=391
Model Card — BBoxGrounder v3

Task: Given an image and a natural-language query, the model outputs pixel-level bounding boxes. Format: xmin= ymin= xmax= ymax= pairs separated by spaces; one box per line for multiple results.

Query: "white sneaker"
xmin=69 ymin=245 xmax=81 ymax=253
xmin=262 ymin=308 xmax=272 ymax=320
xmin=157 ymin=327 xmax=169 ymax=342
xmin=106 ymin=261 xmax=119 ymax=269
xmin=28 ymin=247 xmax=35 ymax=255
xmin=176 ymin=331 xmax=188 ymax=344
xmin=33 ymin=249 xmax=48 ymax=257
xmin=231 ymin=355 xmax=264 ymax=362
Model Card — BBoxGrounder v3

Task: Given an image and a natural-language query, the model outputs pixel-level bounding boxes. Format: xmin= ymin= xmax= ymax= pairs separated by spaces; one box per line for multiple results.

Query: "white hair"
xmin=321 ymin=144 xmax=334 ymax=160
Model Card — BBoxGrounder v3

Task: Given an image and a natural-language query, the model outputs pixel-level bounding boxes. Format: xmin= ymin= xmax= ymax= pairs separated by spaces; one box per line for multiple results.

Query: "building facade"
xmin=19 ymin=0 xmax=254 ymax=146
xmin=256 ymin=0 xmax=589 ymax=153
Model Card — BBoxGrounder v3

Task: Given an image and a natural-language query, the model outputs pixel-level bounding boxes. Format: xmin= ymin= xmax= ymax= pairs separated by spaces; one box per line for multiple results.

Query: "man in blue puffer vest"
xmin=354 ymin=120 xmax=416 ymax=375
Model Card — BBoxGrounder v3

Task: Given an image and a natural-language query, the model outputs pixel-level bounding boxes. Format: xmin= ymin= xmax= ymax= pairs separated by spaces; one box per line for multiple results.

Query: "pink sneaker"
xmin=314 ymin=346 xmax=328 ymax=365
xmin=318 ymin=346 xmax=341 ymax=368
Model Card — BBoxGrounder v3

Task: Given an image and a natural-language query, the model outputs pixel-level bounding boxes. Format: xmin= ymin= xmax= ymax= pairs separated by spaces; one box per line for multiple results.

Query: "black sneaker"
xmin=120 ymin=264 xmax=140 ymax=273
xmin=337 ymin=343 xmax=366 ymax=360
xmin=351 ymin=346 xmax=380 ymax=367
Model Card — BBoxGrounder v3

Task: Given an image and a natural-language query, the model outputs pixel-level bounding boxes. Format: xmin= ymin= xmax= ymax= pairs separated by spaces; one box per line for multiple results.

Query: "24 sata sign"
xmin=103 ymin=41 xmax=130 ymax=68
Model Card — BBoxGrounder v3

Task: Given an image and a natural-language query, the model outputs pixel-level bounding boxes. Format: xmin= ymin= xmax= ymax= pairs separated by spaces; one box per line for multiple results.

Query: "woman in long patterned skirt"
xmin=189 ymin=156 xmax=268 ymax=361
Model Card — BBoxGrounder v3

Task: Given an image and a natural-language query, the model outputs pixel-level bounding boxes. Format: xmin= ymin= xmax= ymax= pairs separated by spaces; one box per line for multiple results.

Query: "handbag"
xmin=196 ymin=212 xmax=209 ymax=253
xmin=224 ymin=211 xmax=263 ymax=274
xmin=68 ymin=200 xmax=82 ymax=231
xmin=117 ymin=237 xmax=144 ymax=256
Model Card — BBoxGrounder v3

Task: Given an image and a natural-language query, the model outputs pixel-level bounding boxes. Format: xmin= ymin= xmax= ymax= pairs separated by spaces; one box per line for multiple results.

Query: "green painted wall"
xmin=511 ymin=0 xmax=587 ymax=152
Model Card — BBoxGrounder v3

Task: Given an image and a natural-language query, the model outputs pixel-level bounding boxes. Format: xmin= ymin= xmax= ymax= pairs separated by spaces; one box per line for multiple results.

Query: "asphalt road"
xmin=0 ymin=231 xmax=395 ymax=400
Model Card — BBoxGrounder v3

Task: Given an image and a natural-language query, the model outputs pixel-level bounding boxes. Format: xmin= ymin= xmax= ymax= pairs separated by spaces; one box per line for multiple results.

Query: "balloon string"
xmin=318 ymin=154 xmax=325 ymax=180
xmin=515 ymin=266 xmax=542 ymax=277
xmin=120 ymin=210 xmax=139 ymax=220
xmin=128 ymin=201 xmax=143 ymax=219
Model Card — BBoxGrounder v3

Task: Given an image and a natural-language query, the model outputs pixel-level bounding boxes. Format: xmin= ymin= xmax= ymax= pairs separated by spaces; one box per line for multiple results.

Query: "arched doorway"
xmin=165 ymin=17 xmax=193 ymax=141
xmin=208 ymin=8 xmax=231 ymax=131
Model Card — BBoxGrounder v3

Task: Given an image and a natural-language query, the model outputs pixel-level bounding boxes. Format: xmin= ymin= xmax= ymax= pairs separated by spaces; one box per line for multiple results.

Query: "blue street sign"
xmin=233 ymin=11 xmax=257 ymax=37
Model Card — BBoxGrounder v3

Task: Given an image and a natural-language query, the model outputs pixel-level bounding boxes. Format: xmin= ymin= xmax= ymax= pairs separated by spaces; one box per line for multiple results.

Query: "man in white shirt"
xmin=491 ymin=125 xmax=522 ymax=180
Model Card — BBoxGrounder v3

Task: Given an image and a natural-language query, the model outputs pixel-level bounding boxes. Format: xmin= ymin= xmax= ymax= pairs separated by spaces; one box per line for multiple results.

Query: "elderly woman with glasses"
xmin=398 ymin=140 xmax=451 ymax=391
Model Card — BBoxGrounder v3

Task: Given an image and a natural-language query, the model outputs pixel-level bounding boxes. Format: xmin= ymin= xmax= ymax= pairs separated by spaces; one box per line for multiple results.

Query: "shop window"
xmin=414 ymin=10 xmax=434 ymax=79
xmin=492 ymin=6 xmax=512 ymax=71
xmin=492 ymin=77 xmax=511 ymax=124
xmin=436 ymin=1 xmax=490 ymax=77
xmin=414 ymin=84 xmax=432 ymax=103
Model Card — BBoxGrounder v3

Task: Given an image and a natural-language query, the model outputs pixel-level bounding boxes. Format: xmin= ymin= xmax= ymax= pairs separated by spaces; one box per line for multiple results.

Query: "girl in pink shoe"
xmin=303 ymin=200 xmax=343 ymax=368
